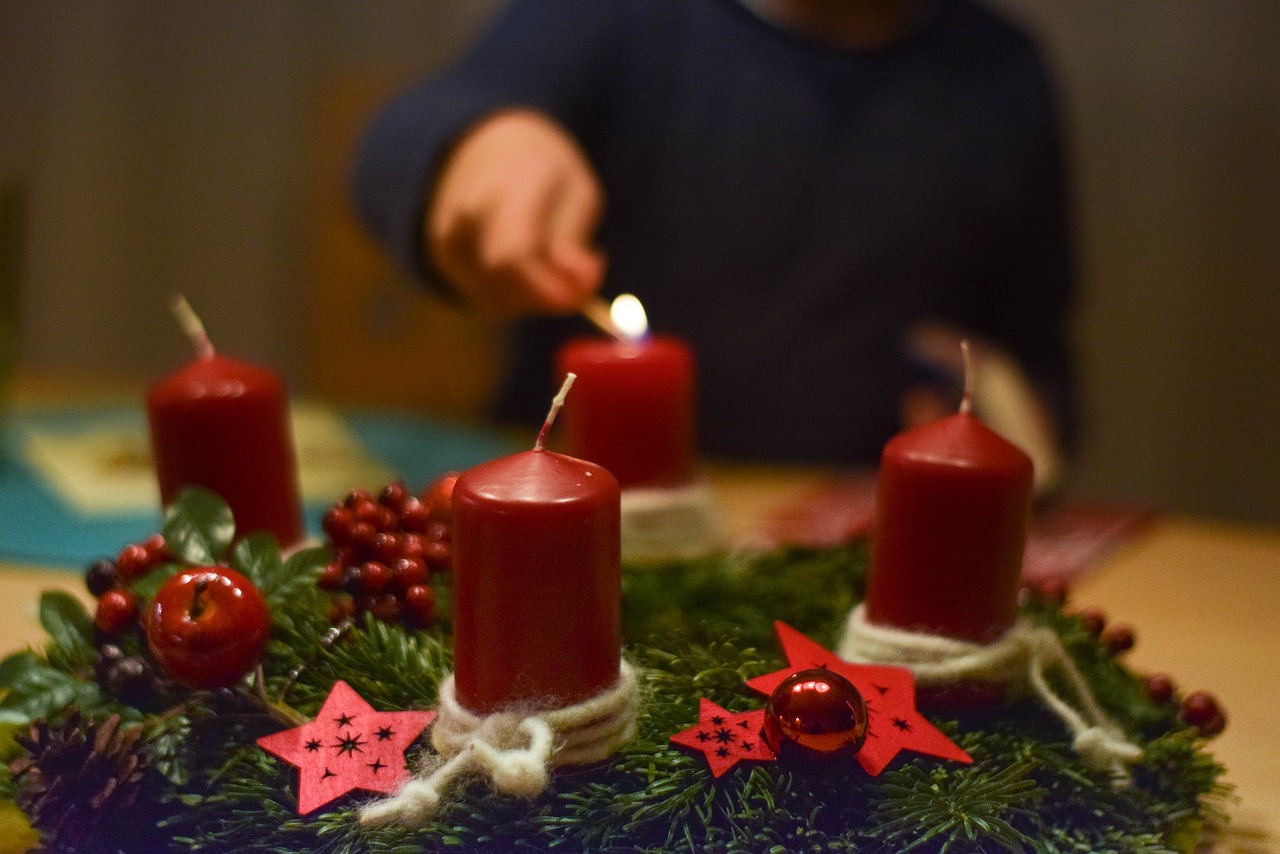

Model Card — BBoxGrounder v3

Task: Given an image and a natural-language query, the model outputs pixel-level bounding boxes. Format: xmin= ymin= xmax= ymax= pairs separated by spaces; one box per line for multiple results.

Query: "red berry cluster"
xmin=1066 ymin=606 xmax=1137 ymax=655
xmin=1026 ymin=581 xmax=1229 ymax=739
xmin=1141 ymin=674 xmax=1228 ymax=738
xmin=86 ymin=534 xmax=171 ymax=636
xmin=318 ymin=476 xmax=456 ymax=629
xmin=83 ymin=534 xmax=173 ymax=705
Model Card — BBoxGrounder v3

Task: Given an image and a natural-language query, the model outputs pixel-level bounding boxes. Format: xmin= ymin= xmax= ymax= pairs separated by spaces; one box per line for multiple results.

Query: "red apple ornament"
xmin=145 ymin=566 xmax=271 ymax=690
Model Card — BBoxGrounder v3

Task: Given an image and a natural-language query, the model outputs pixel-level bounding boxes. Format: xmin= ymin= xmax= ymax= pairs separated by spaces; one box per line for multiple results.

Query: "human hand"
xmin=426 ymin=109 xmax=606 ymax=317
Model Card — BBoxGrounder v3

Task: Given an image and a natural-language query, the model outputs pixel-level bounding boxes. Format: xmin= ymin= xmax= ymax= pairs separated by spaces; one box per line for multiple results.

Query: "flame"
xmin=610 ymin=294 xmax=649 ymax=341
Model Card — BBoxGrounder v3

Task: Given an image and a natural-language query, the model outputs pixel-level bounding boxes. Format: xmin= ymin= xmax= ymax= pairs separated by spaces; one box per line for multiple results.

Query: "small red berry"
xmin=370 ymin=593 xmax=402 ymax=623
xmin=1180 ymin=691 xmax=1227 ymax=737
xmin=1101 ymin=623 xmax=1136 ymax=655
xmin=344 ymin=488 xmax=373 ymax=509
xmin=398 ymin=499 xmax=431 ymax=533
xmin=1142 ymin=673 xmax=1177 ymax=705
xmin=404 ymin=584 xmax=436 ymax=623
xmin=373 ymin=506 xmax=398 ymax=532
xmin=1074 ymin=607 xmax=1107 ymax=637
xmin=426 ymin=522 xmax=450 ymax=543
xmin=392 ymin=556 xmax=429 ymax=589
xmin=94 ymin=588 xmax=139 ymax=635
xmin=399 ymin=534 xmax=428 ymax=561
xmin=378 ymin=481 xmax=409 ymax=511
xmin=323 ymin=506 xmax=356 ymax=543
xmin=372 ymin=532 xmax=401 ymax=564
xmin=348 ymin=521 xmax=378 ymax=556
xmin=424 ymin=539 xmax=451 ymax=570
xmin=317 ymin=561 xmax=345 ymax=591
xmin=352 ymin=498 xmax=381 ymax=525
xmin=360 ymin=561 xmax=393 ymax=595
xmin=143 ymin=533 xmax=170 ymax=563
xmin=115 ymin=543 xmax=151 ymax=581
xmin=1031 ymin=577 xmax=1069 ymax=607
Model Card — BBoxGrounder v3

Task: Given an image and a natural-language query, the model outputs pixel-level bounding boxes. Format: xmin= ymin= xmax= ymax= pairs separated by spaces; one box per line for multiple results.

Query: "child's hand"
xmin=427 ymin=109 xmax=606 ymax=317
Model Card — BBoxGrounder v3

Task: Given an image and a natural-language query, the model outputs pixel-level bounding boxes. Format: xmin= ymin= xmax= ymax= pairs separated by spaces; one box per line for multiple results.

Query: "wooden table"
xmin=1 ymin=464 xmax=1276 ymax=848
xmin=1071 ymin=517 xmax=1280 ymax=850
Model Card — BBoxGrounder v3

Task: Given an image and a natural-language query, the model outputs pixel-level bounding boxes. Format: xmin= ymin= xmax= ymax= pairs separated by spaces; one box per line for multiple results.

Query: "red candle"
xmin=556 ymin=296 xmax=695 ymax=489
xmin=451 ymin=378 xmax=622 ymax=713
xmin=146 ymin=299 xmax=303 ymax=548
xmin=864 ymin=403 xmax=1033 ymax=644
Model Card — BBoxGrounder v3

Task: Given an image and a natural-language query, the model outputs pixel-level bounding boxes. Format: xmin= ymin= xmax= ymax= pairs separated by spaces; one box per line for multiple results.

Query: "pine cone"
xmin=9 ymin=711 xmax=152 ymax=852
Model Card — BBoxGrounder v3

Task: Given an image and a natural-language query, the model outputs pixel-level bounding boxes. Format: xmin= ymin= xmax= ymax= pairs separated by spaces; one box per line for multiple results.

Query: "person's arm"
xmin=985 ymin=63 xmax=1077 ymax=449
xmin=351 ymin=0 xmax=620 ymax=313
xmin=920 ymin=47 xmax=1077 ymax=491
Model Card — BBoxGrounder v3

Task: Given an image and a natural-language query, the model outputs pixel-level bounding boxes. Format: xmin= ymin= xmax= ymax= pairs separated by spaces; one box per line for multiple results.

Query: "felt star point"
xmin=257 ymin=680 xmax=437 ymax=814
xmin=746 ymin=622 xmax=971 ymax=775
xmin=670 ymin=698 xmax=775 ymax=777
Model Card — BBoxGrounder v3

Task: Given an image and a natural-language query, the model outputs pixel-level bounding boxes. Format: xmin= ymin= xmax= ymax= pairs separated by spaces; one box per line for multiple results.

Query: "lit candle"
xmin=451 ymin=375 xmax=622 ymax=714
xmin=864 ymin=344 xmax=1034 ymax=644
xmin=556 ymin=295 xmax=696 ymax=489
xmin=146 ymin=297 xmax=303 ymax=548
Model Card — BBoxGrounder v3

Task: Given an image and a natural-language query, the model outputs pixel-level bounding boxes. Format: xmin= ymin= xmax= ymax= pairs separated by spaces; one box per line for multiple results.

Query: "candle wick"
xmin=171 ymin=294 xmax=216 ymax=360
xmin=535 ymin=373 xmax=577 ymax=451
xmin=580 ymin=297 xmax=627 ymax=342
xmin=959 ymin=339 xmax=974 ymax=415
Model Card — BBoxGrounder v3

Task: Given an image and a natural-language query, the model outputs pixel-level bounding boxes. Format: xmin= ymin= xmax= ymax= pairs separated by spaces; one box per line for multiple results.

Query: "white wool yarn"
xmin=838 ymin=604 xmax=1142 ymax=783
xmin=361 ymin=661 xmax=639 ymax=826
xmin=620 ymin=480 xmax=722 ymax=561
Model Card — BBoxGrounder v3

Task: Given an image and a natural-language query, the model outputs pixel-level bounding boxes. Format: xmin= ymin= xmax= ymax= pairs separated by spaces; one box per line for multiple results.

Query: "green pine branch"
xmin=0 ymin=493 xmax=1227 ymax=852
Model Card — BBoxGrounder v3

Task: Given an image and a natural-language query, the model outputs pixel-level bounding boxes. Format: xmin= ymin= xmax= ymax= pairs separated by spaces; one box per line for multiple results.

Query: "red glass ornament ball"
xmin=764 ymin=668 xmax=869 ymax=763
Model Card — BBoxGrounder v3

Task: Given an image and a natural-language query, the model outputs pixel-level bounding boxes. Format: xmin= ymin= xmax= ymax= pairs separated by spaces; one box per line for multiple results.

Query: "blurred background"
xmin=0 ymin=0 xmax=1276 ymax=525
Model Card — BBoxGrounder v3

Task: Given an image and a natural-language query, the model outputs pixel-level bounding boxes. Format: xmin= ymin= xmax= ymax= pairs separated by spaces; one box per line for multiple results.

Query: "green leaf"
xmin=281 ymin=545 xmax=330 ymax=580
xmin=262 ymin=545 xmax=329 ymax=609
xmin=163 ymin=487 xmax=235 ymax=565
xmin=0 ymin=652 xmax=40 ymax=690
xmin=130 ymin=561 xmax=184 ymax=602
xmin=0 ymin=659 xmax=106 ymax=725
xmin=37 ymin=592 xmax=95 ymax=662
xmin=231 ymin=531 xmax=283 ymax=593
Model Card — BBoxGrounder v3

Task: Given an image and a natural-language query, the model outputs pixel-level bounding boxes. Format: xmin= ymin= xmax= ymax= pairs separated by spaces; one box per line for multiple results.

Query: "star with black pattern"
xmin=670 ymin=698 xmax=775 ymax=778
xmin=257 ymin=680 xmax=436 ymax=814
xmin=333 ymin=731 xmax=366 ymax=757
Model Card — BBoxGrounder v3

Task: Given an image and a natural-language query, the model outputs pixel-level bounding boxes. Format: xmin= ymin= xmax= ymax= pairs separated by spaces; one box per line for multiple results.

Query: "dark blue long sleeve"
xmin=353 ymin=0 xmax=1076 ymax=466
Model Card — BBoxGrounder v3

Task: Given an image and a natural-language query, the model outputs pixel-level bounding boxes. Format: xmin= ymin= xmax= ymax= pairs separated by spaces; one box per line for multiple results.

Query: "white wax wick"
xmin=535 ymin=373 xmax=577 ymax=451
xmin=171 ymin=294 xmax=216 ymax=360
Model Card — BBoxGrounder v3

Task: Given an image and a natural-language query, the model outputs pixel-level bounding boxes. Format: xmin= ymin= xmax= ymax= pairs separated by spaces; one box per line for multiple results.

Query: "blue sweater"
xmin=353 ymin=0 xmax=1075 ymax=466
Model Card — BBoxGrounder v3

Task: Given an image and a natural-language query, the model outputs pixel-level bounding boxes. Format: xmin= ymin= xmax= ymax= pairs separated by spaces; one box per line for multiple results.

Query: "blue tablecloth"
xmin=0 ymin=406 xmax=519 ymax=570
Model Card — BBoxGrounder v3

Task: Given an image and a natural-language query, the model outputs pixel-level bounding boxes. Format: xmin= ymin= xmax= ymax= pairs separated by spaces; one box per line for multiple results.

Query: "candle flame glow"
xmin=609 ymin=294 xmax=648 ymax=341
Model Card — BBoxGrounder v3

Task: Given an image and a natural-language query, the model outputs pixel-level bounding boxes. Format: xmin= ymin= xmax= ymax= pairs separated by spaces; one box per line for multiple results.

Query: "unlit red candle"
xmin=864 ymin=408 xmax=1033 ymax=644
xmin=451 ymin=447 xmax=621 ymax=714
xmin=146 ymin=306 xmax=303 ymax=548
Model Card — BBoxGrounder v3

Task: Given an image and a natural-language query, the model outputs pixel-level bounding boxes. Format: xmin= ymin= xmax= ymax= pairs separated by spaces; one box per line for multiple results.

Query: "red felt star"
xmin=746 ymin=622 xmax=971 ymax=775
xmin=669 ymin=698 xmax=776 ymax=777
xmin=257 ymin=680 xmax=437 ymax=814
